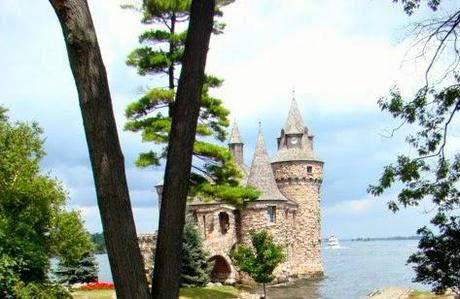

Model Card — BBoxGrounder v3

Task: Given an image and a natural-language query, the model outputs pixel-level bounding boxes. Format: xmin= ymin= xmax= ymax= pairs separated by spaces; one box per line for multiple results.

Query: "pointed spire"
xmin=248 ymin=126 xmax=287 ymax=201
xmin=283 ymin=98 xmax=306 ymax=134
xmin=229 ymin=121 xmax=243 ymax=144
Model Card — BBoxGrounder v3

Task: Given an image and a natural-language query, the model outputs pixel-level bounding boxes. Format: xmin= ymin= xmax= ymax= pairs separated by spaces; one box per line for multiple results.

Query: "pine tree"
xmin=56 ymin=252 xmax=98 ymax=285
xmin=124 ymin=0 xmax=259 ymax=207
xmin=180 ymin=214 xmax=211 ymax=287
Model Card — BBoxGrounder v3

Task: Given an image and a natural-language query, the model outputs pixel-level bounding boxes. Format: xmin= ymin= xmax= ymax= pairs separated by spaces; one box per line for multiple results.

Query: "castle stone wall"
xmin=137 ymin=234 xmax=156 ymax=283
xmin=272 ymin=160 xmax=324 ymax=278
xmin=190 ymin=204 xmax=239 ymax=283
xmin=240 ymin=202 xmax=297 ymax=283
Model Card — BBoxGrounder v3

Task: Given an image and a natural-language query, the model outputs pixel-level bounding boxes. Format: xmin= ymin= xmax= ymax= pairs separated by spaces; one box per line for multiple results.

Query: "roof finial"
xmin=258 ymin=121 xmax=262 ymax=129
xmin=292 ymin=87 xmax=296 ymax=100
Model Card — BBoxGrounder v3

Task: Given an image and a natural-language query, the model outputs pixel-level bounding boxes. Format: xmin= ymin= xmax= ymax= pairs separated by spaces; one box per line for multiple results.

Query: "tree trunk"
xmin=48 ymin=1 xmax=150 ymax=298
xmin=151 ymin=0 xmax=215 ymax=298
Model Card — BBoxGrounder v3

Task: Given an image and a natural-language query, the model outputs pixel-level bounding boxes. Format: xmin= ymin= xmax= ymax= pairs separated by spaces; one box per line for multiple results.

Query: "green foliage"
xmin=52 ymin=211 xmax=98 ymax=284
xmin=51 ymin=211 xmax=95 ymax=264
xmin=0 ymin=253 xmax=23 ymax=297
xmin=91 ymin=233 xmax=106 ymax=254
xmin=370 ymin=2 xmax=460 ymax=294
xmin=392 ymin=0 xmax=440 ymax=15
xmin=12 ymin=282 xmax=72 ymax=299
xmin=231 ymin=230 xmax=285 ymax=298
xmin=368 ymin=83 xmax=460 ymax=213
xmin=407 ymin=214 xmax=460 ymax=295
xmin=181 ymin=214 xmax=211 ymax=287
xmin=56 ymin=252 xmax=98 ymax=285
xmin=0 ymin=107 xmax=95 ymax=297
xmin=124 ymin=0 xmax=258 ymax=208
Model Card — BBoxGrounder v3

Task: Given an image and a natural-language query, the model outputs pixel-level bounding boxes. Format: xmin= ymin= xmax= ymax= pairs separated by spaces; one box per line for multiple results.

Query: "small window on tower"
xmin=267 ymin=206 xmax=276 ymax=223
xmin=307 ymin=166 xmax=313 ymax=173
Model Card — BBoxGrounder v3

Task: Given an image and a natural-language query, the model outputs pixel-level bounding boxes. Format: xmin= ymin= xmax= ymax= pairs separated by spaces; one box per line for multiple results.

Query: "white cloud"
xmin=324 ymin=197 xmax=376 ymax=215
xmin=206 ymin=5 xmax=429 ymax=124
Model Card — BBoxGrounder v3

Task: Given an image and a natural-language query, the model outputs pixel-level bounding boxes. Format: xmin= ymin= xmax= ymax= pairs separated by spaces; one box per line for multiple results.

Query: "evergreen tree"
xmin=52 ymin=211 xmax=98 ymax=285
xmin=181 ymin=214 xmax=211 ymax=287
xmin=124 ymin=0 xmax=259 ymax=207
xmin=231 ymin=230 xmax=286 ymax=299
xmin=56 ymin=252 xmax=98 ymax=285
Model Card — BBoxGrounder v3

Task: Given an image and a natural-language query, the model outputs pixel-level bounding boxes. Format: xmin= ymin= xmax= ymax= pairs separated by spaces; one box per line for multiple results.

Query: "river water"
xmin=96 ymin=240 xmax=427 ymax=299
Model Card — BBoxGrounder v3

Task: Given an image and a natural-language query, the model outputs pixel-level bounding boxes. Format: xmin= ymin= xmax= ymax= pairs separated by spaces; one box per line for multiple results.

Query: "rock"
xmin=224 ymin=278 xmax=236 ymax=285
xmin=367 ymin=287 xmax=411 ymax=299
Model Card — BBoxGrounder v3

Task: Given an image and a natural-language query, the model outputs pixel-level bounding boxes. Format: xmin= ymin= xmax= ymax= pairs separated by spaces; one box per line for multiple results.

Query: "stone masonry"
xmin=143 ymin=98 xmax=324 ymax=284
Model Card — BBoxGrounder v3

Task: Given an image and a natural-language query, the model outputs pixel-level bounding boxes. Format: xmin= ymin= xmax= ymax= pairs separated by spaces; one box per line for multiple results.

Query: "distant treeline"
xmin=350 ymin=236 xmax=421 ymax=241
xmin=91 ymin=233 xmax=106 ymax=254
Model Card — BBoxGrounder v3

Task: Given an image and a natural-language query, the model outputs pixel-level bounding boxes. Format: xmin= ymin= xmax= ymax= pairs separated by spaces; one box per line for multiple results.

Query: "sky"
xmin=1 ymin=0 xmax=458 ymax=239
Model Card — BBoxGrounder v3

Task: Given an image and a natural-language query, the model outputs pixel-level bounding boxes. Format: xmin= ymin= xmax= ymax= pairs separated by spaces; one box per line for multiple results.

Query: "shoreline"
xmin=367 ymin=287 xmax=458 ymax=299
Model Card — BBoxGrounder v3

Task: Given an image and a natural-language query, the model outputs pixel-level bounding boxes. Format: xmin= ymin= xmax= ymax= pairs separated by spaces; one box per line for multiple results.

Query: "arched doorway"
xmin=209 ymin=255 xmax=231 ymax=283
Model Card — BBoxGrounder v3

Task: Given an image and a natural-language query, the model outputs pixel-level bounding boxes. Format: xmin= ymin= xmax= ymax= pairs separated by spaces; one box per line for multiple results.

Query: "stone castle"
xmin=140 ymin=98 xmax=324 ymax=284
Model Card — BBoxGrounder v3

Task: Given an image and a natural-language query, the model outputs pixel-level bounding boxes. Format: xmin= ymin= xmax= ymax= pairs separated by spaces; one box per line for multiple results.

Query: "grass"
xmin=72 ymin=289 xmax=114 ymax=299
xmin=71 ymin=285 xmax=243 ymax=299
xmin=179 ymin=285 xmax=241 ymax=299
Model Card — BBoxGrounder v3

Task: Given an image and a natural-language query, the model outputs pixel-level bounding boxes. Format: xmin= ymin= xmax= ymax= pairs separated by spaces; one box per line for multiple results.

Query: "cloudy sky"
xmin=1 ymin=1 xmax=457 ymax=238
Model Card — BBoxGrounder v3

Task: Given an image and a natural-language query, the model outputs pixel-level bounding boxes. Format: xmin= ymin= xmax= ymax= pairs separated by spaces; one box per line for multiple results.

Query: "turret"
xmin=247 ymin=126 xmax=289 ymax=203
xmin=271 ymin=98 xmax=324 ymax=278
xmin=228 ymin=122 xmax=244 ymax=168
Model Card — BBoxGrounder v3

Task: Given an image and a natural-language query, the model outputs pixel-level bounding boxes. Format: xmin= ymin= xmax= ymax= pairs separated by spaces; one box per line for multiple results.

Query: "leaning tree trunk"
xmin=151 ymin=0 xmax=216 ymax=298
xmin=48 ymin=1 xmax=150 ymax=298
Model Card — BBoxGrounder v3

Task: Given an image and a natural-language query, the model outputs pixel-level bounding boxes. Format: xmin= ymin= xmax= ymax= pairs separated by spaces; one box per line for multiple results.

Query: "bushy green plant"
xmin=0 ymin=107 xmax=96 ymax=296
xmin=231 ymin=230 xmax=285 ymax=298
xmin=12 ymin=282 xmax=72 ymax=299
xmin=407 ymin=214 xmax=460 ymax=295
xmin=52 ymin=211 xmax=98 ymax=284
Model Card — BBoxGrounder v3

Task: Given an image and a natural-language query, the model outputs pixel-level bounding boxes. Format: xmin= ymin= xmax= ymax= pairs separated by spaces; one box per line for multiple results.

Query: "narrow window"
xmin=219 ymin=212 xmax=230 ymax=234
xmin=202 ymin=215 xmax=207 ymax=238
xmin=267 ymin=206 xmax=276 ymax=223
xmin=307 ymin=166 xmax=312 ymax=173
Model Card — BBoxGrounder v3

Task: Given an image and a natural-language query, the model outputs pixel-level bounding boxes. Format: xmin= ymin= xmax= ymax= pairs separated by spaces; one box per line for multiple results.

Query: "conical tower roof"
xmin=273 ymin=98 xmax=319 ymax=163
xmin=283 ymin=98 xmax=306 ymax=134
xmin=229 ymin=122 xmax=243 ymax=144
xmin=248 ymin=126 xmax=288 ymax=202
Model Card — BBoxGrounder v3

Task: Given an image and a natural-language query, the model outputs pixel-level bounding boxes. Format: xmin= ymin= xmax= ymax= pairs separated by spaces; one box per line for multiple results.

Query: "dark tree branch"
xmin=151 ymin=0 xmax=215 ymax=298
xmin=48 ymin=1 xmax=150 ymax=298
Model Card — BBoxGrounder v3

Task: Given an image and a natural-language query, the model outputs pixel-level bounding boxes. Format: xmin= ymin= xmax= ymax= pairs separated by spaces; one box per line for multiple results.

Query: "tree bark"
xmin=48 ymin=1 xmax=150 ymax=298
xmin=151 ymin=0 xmax=215 ymax=298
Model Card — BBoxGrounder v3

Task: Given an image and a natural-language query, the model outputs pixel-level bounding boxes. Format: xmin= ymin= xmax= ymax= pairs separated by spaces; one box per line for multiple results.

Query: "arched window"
xmin=219 ymin=212 xmax=230 ymax=234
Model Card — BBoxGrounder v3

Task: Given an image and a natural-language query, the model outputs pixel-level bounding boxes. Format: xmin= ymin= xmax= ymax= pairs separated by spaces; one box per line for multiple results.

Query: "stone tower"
xmin=271 ymin=98 xmax=324 ymax=278
xmin=228 ymin=122 xmax=244 ymax=167
xmin=228 ymin=122 xmax=249 ymax=181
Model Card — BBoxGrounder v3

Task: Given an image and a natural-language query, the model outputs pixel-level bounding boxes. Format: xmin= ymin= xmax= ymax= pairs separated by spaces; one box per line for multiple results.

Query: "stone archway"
xmin=209 ymin=255 xmax=231 ymax=283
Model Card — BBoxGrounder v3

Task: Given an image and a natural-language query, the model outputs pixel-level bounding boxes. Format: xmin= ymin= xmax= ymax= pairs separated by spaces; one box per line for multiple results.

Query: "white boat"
xmin=327 ymin=235 xmax=340 ymax=248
